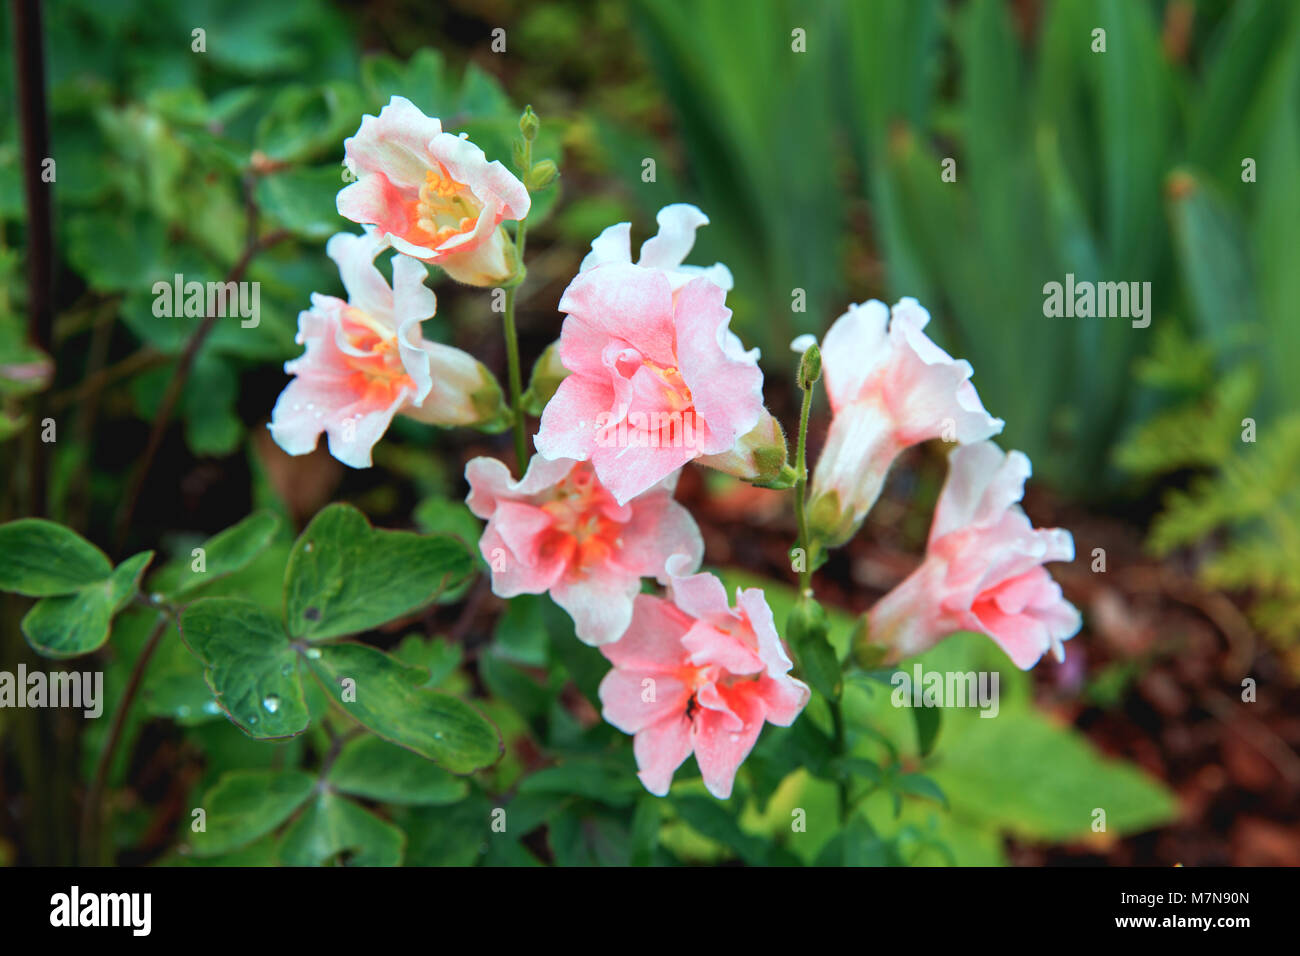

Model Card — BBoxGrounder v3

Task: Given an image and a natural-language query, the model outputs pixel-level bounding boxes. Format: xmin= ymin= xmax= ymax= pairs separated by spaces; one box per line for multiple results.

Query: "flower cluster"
xmin=267 ymin=97 xmax=1081 ymax=801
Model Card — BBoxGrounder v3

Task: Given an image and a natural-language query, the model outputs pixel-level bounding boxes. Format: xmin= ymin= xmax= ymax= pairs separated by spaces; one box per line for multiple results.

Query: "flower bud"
xmin=797 ymin=342 xmax=822 ymax=390
xmin=525 ymin=159 xmax=558 ymax=191
xmin=519 ymin=105 xmax=540 ymax=142
xmin=522 ymin=341 xmax=568 ymax=416
xmin=697 ymin=408 xmax=788 ymax=484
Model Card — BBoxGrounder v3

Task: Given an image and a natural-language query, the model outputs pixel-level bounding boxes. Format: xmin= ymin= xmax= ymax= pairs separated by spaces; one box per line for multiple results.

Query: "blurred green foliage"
xmin=9 ymin=0 xmax=1279 ymax=867
xmin=621 ymin=0 xmax=1300 ymax=499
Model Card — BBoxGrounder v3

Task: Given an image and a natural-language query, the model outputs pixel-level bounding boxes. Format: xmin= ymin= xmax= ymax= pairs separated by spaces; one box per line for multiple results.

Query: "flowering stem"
xmin=502 ymin=273 xmax=529 ymax=471
xmin=792 ymin=374 xmax=814 ymax=595
xmin=502 ymin=121 xmax=535 ymax=474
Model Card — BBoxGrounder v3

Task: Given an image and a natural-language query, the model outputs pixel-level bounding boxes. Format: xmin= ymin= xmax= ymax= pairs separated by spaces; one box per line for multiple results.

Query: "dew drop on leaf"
xmin=263 ymin=695 xmax=281 ymax=714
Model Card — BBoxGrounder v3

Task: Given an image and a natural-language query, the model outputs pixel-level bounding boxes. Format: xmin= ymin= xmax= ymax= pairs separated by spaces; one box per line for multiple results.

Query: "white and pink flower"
xmin=337 ymin=96 xmax=530 ymax=286
xmin=867 ymin=441 xmax=1081 ymax=670
xmin=268 ymin=230 xmax=503 ymax=469
xmin=809 ymin=297 xmax=1004 ymax=546
xmin=598 ymin=555 xmax=810 ymax=799
xmin=580 ymin=203 xmax=733 ymax=292
xmin=465 ymin=455 xmax=703 ymax=646
xmin=534 ymin=262 xmax=771 ymax=505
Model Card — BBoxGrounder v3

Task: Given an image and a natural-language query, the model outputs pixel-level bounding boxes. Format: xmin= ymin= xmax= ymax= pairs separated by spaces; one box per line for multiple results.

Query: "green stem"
xmin=502 ymin=131 xmax=533 ymax=474
xmin=792 ymin=378 xmax=814 ymax=595
xmin=502 ymin=235 xmax=529 ymax=471
xmin=81 ymin=610 xmax=171 ymax=864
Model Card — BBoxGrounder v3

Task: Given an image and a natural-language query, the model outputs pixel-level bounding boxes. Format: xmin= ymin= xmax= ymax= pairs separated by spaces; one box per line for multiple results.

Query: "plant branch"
xmin=114 ymin=227 xmax=290 ymax=550
xmin=80 ymin=611 xmax=171 ymax=865
xmin=13 ymin=0 xmax=53 ymax=517
xmin=793 ymin=370 xmax=815 ymax=595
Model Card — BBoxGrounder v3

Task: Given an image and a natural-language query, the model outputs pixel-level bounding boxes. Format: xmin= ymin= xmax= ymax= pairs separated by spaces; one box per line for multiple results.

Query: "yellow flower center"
xmin=414 ymin=165 xmax=480 ymax=248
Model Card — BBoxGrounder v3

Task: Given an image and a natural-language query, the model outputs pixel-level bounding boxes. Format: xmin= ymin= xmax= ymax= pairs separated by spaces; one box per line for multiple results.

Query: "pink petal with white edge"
xmin=633 ymin=714 xmax=694 ymax=797
xmin=681 ymin=621 xmax=764 ymax=677
xmin=342 ymin=95 xmax=443 ymax=190
xmin=930 ymin=441 xmax=1031 ymax=540
xmin=534 ymin=375 xmax=614 ymax=464
xmin=550 ymin=566 xmax=644 ymax=646
xmin=664 ymin=555 xmax=733 ymax=624
xmin=612 ymin=475 xmax=704 ymax=581
xmin=673 ymin=278 xmax=764 ymax=455
xmin=589 ymin=440 xmax=694 ymax=508
xmin=600 ymin=594 xmax=693 ymax=671
xmin=692 ymin=689 xmax=766 ymax=800
xmin=819 ymin=299 xmax=890 ymax=412
xmin=556 ymin=263 xmax=678 ymax=365
xmin=599 ymin=669 xmax=691 ymax=735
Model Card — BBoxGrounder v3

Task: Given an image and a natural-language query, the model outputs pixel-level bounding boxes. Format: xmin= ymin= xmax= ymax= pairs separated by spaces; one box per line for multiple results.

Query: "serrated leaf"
xmin=305 ymin=641 xmax=501 ymax=774
xmin=328 ymin=735 xmax=469 ymax=806
xmin=278 ymin=791 xmax=404 ymax=866
xmin=190 ymin=769 xmax=316 ymax=857
xmin=178 ymin=598 xmax=310 ymax=739
xmin=284 ymin=503 xmax=475 ymax=641
xmin=0 ymin=519 xmax=113 ymax=596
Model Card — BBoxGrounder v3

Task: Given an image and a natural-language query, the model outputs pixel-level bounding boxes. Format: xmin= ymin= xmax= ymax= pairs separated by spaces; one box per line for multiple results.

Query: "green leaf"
xmin=21 ymin=550 xmax=153 ymax=658
xmin=151 ymin=512 xmax=281 ymax=598
xmin=305 ymin=642 xmax=501 ymax=774
xmin=0 ymin=519 xmax=112 ymax=596
xmin=278 ymin=791 xmax=405 ymax=866
xmin=671 ymin=796 xmax=774 ymax=867
xmin=912 ymin=703 xmax=941 ymax=757
xmin=328 ymin=735 xmax=469 ymax=806
xmin=178 ymin=598 xmax=310 ymax=739
xmin=896 ymin=773 xmax=948 ymax=810
xmin=254 ymin=81 xmax=363 ymax=164
xmin=257 ymin=165 xmax=348 ymax=240
xmin=548 ymin=808 xmax=631 ymax=867
xmin=284 ymin=503 xmax=475 ymax=641
xmin=517 ymin=759 xmax=641 ymax=809
xmin=400 ymin=795 xmax=492 ymax=866
xmin=190 ymin=769 xmax=316 ymax=857
xmin=786 ymin=597 xmax=841 ymax=701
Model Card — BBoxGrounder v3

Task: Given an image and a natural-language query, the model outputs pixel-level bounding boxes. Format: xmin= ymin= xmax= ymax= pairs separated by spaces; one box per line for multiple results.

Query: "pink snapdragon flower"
xmin=269 ymin=230 xmax=503 ymax=468
xmin=337 ymin=96 xmax=530 ymax=286
xmin=809 ymin=297 xmax=1004 ymax=546
xmin=534 ymin=262 xmax=769 ymax=504
xmin=581 ymin=203 xmax=733 ymax=291
xmin=598 ymin=556 xmax=810 ymax=799
xmin=867 ymin=441 xmax=1081 ymax=670
xmin=465 ymin=456 xmax=703 ymax=645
